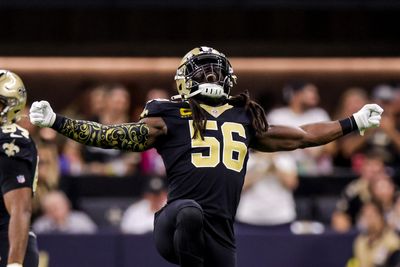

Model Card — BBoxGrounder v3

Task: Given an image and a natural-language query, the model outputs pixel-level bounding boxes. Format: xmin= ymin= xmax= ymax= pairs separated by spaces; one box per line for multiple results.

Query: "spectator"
xmin=332 ymin=87 xmax=369 ymax=171
xmin=365 ymin=85 xmax=400 ymax=170
xmin=83 ymin=85 xmax=139 ymax=176
xmin=59 ymin=139 xmax=86 ymax=176
xmin=58 ymin=86 xmax=106 ymax=176
xmin=85 ymin=85 xmax=107 ymax=120
xmin=267 ymin=82 xmax=334 ymax=175
xmin=131 ymin=88 xmax=170 ymax=121
xmin=236 ymin=151 xmax=298 ymax=229
xmin=120 ymin=176 xmax=167 ymax=234
xmin=388 ymin=195 xmax=400 ymax=233
xmin=145 ymin=88 xmax=170 ymax=101
xmin=33 ymin=190 xmax=97 ymax=234
xmin=32 ymin=142 xmax=60 ymax=220
xmin=370 ymin=175 xmax=398 ymax=219
xmin=62 ymin=84 xmax=140 ymax=177
xmin=332 ymin=151 xmax=387 ymax=232
xmin=350 ymin=201 xmax=400 ymax=267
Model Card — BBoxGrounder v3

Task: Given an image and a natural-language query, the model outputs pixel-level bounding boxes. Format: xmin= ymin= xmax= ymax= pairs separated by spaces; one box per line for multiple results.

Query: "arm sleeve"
xmin=51 ymin=115 xmax=150 ymax=152
xmin=0 ymin=156 xmax=32 ymax=195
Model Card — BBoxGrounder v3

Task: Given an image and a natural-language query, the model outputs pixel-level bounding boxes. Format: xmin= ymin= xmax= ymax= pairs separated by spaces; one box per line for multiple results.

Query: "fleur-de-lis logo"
xmin=2 ymin=140 xmax=20 ymax=157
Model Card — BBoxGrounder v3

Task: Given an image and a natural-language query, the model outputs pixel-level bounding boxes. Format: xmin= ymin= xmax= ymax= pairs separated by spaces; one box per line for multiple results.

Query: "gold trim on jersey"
xmin=200 ymin=103 xmax=233 ymax=118
xmin=140 ymin=109 xmax=149 ymax=119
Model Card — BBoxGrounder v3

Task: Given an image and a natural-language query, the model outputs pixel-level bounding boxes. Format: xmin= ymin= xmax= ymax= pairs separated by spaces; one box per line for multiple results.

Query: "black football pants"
xmin=154 ymin=199 xmax=236 ymax=267
xmin=0 ymin=232 xmax=39 ymax=267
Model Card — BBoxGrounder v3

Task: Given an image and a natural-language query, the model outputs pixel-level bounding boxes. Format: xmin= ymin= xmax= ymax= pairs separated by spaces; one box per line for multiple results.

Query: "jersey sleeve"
xmin=0 ymin=155 xmax=33 ymax=195
xmin=140 ymin=99 xmax=186 ymax=119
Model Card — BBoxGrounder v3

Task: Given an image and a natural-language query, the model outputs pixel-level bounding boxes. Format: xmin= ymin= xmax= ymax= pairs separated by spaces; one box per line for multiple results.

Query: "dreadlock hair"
xmin=188 ymin=90 xmax=269 ymax=140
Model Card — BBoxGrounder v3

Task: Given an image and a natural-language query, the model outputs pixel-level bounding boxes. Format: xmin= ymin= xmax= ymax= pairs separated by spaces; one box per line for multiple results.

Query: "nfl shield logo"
xmin=16 ymin=175 xmax=25 ymax=183
xmin=211 ymin=109 xmax=218 ymax=116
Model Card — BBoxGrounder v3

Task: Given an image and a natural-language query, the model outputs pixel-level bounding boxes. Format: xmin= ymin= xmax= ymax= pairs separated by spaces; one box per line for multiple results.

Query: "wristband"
xmin=7 ymin=263 xmax=23 ymax=267
xmin=339 ymin=116 xmax=357 ymax=135
xmin=51 ymin=114 xmax=65 ymax=131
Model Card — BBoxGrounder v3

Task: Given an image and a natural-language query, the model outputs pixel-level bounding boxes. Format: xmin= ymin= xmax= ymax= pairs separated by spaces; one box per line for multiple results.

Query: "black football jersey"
xmin=142 ymin=99 xmax=255 ymax=220
xmin=0 ymin=124 xmax=38 ymax=232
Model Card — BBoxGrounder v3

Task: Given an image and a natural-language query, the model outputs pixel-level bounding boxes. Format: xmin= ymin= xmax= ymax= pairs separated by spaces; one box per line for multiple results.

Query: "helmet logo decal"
xmin=4 ymin=74 xmax=17 ymax=91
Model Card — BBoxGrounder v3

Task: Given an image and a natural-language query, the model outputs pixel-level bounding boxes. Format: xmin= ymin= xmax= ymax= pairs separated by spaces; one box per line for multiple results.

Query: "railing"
xmin=37 ymin=229 xmax=356 ymax=267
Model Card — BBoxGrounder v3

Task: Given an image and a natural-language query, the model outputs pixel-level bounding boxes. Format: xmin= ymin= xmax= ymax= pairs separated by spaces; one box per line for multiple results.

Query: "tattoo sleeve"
xmin=52 ymin=115 xmax=150 ymax=152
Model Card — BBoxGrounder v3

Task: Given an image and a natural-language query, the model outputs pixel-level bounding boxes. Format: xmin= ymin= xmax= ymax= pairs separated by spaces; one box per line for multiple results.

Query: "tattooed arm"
xmin=51 ymin=115 xmax=167 ymax=152
xmin=29 ymin=100 xmax=167 ymax=152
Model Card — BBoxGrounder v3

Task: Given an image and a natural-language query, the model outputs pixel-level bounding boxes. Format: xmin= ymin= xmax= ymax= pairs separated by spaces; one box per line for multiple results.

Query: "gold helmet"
xmin=0 ymin=70 xmax=27 ymax=125
xmin=174 ymin=46 xmax=237 ymax=101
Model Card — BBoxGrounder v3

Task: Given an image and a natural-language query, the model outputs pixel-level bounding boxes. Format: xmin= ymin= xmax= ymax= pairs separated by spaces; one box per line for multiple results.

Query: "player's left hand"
xmin=352 ymin=104 xmax=384 ymax=136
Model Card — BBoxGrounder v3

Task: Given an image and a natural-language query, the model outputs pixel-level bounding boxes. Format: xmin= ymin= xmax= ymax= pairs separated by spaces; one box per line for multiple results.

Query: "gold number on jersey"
xmin=189 ymin=120 xmax=220 ymax=168
xmin=221 ymin=122 xmax=247 ymax=172
xmin=188 ymin=120 xmax=247 ymax=172
xmin=2 ymin=124 xmax=30 ymax=139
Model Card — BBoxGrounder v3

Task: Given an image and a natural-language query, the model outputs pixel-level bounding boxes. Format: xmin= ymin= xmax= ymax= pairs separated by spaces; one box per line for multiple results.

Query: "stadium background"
xmin=1 ymin=0 xmax=400 ymax=266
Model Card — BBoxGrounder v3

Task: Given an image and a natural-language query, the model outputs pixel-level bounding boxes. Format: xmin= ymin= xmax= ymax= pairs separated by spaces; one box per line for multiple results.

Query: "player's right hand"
xmin=29 ymin=100 xmax=56 ymax=127
xmin=352 ymin=103 xmax=383 ymax=136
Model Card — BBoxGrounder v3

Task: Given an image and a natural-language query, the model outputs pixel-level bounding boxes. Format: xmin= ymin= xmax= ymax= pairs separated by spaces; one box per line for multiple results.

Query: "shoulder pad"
xmin=140 ymin=99 xmax=190 ymax=119
xmin=0 ymin=124 xmax=36 ymax=162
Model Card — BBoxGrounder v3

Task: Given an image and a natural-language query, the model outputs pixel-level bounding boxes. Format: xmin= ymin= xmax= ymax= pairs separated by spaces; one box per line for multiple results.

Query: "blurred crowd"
xmin=21 ymin=81 xmax=400 ymax=267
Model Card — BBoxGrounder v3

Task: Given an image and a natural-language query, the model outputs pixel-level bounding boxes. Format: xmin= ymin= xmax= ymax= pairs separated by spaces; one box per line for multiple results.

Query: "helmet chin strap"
xmin=172 ymin=83 xmax=227 ymax=100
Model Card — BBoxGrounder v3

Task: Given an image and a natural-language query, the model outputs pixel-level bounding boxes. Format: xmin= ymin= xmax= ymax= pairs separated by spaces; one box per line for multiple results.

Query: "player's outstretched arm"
xmin=251 ymin=104 xmax=383 ymax=152
xmin=29 ymin=101 xmax=167 ymax=152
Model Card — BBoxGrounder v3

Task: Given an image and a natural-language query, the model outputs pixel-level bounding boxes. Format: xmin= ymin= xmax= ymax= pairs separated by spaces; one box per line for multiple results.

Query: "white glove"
xmin=29 ymin=100 xmax=56 ymax=127
xmin=353 ymin=104 xmax=384 ymax=136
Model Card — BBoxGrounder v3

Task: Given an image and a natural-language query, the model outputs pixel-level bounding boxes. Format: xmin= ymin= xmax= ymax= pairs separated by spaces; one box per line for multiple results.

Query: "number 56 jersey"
xmin=141 ymin=99 xmax=255 ymax=220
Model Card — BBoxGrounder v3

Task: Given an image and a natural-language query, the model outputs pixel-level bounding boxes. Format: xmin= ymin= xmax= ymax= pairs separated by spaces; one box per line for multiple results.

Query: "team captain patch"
xmin=179 ymin=108 xmax=192 ymax=118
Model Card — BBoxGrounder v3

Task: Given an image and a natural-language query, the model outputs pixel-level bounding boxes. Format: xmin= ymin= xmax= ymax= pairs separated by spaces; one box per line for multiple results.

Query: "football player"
xmin=30 ymin=47 xmax=383 ymax=267
xmin=0 ymin=70 xmax=39 ymax=267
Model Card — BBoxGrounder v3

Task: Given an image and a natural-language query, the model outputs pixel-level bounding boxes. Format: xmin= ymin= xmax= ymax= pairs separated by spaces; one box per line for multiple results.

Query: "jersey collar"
xmin=200 ymin=103 xmax=233 ymax=118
